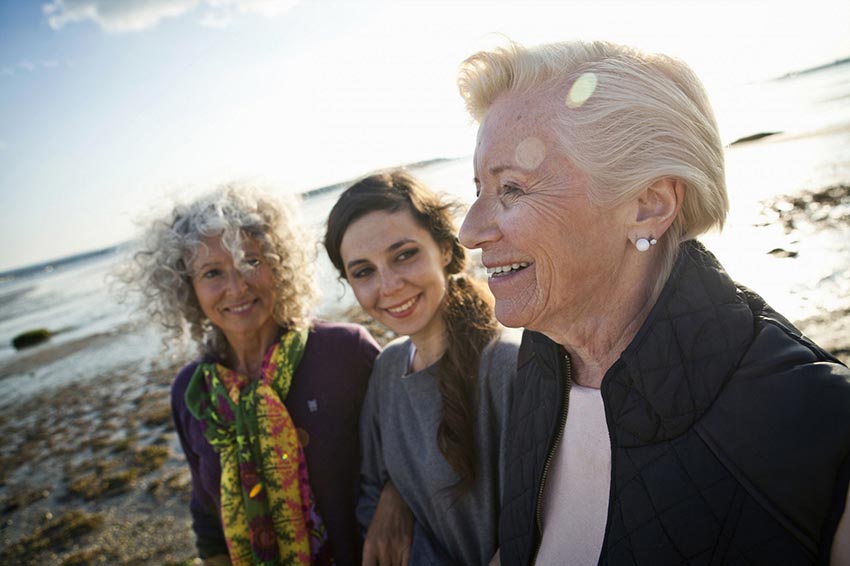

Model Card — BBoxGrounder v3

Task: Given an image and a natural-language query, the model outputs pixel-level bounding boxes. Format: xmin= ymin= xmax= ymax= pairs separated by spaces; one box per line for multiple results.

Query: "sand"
xmin=0 ymin=306 xmax=391 ymax=566
xmin=0 ymin=356 xmax=195 ymax=565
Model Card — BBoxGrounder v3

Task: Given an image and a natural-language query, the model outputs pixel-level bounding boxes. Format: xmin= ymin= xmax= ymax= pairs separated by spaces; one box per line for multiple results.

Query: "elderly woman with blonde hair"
xmin=457 ymin=40 xmax=850 ymax=565
xmin=124 ymin=184 xmax=379 ymax=566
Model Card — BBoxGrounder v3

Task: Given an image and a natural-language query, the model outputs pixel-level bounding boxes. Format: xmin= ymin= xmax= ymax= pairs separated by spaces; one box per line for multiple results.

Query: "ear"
xmin=631 ymin=177 xmax=684 ymax=240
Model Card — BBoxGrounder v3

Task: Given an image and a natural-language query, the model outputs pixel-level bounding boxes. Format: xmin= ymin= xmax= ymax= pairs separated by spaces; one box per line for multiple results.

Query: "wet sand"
xmin=760 ymin=183 xmax=850 ymax=363
xmin=1 ymin=184 xmax=848 ymax=564
xmin=0 ymin=306 xmax=392 ymax=566
xmin=0 ymin=357 xmax=194 ymax=565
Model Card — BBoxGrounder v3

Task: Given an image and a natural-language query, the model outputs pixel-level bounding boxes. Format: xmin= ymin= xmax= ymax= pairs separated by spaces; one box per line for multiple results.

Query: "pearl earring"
xmin=635 ymin=237 xmax=657 ymax=252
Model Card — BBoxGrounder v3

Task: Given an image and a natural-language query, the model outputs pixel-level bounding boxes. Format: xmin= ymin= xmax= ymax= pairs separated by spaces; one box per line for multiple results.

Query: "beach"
xmin=3 ymin=59 xmax=850 ymax=564
xmin=0 ymin=304 xmax=394 ymax=566
xmin=1 ymin=175 xmax=849 ymax=564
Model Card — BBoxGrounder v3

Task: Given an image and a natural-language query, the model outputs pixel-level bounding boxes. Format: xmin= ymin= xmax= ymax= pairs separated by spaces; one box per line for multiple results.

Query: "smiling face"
xmin=190 ymin=235 xmax=279 ymax=343
xmin=339 ymin=208 xmax=451 ymax=345
xmin=459 ymin=91 xmax=632 ymax=335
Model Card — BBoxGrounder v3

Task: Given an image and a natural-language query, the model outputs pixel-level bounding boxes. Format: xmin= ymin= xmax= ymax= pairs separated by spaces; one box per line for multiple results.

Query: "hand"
xmin=203 ymin=555 xmax=232 ymax=566
xmin=362 ymin=480 xmax=414 ymax=566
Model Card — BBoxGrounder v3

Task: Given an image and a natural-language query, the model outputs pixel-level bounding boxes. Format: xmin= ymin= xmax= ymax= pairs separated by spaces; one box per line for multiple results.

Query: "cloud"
xmin=43 ymin=0 xmax=199 ymax=32
xmin=199 ymin=11 xmax=233 ymax=28
xmin=1 ymin=60 xmax=63 ymax=77
xmin=209 ymin=0 xmax=299 ymax=18
xmin=42 ymin=0 xmax=299 ymax=32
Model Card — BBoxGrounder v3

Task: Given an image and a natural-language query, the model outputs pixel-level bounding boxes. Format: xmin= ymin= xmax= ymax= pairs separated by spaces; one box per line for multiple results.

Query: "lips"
xmin=384 ymin=295 xmax=419 ymax=317
xmin=223 ymin=299 xmax=257 ymax=314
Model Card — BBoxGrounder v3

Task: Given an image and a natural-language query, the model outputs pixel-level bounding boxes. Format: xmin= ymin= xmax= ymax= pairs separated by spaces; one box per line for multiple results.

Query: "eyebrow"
xmin=489 ymin=164 xmax=513 ymax=175
xmin=345 ymin=238 xmax=416 ymax=271
xmin=192 ymin=260 xmax=219 ymax=272
xmin=473 ymin=163 xmax=519 ymax=185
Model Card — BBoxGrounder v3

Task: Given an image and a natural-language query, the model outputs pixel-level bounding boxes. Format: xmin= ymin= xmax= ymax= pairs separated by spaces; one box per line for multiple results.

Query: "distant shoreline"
xmin=0 ymin=245 xmax=123 ymax=282
xmin=0 ymin=157 xmax=461 ymax=281
xmin=774 ymin=55 xmax=850 ymax=80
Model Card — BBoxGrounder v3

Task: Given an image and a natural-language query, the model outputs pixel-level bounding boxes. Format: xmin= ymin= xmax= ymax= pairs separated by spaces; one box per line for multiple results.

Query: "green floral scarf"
xmin=185 ymin=327 xmax=332 ymax=565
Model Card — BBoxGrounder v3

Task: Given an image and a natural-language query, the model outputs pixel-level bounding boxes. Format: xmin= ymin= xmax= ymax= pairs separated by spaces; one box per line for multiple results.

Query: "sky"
xmin=1 ymin=0 xmax=849 ymax=273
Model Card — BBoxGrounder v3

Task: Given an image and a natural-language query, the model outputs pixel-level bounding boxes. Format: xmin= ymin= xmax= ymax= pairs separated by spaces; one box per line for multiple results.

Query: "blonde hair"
xmin=120 ymin=183 xmax=316 ymax=356
xmin=458 ymin=40 xmax=728 ymax=279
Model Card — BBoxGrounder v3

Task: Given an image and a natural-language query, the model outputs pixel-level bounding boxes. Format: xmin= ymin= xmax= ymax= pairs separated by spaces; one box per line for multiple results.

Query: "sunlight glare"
xmin=566 ymin=72 xmax=598 ymax=109
xmin=515 ymin=137 xmax=546 ymax=170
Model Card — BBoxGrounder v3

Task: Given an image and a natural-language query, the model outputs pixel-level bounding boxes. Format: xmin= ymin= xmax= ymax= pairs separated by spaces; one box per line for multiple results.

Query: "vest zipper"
xmin=597 ymin=370 xmax=617 ymax=565
xmin=531 ymin=351 xmax=572 ymax=564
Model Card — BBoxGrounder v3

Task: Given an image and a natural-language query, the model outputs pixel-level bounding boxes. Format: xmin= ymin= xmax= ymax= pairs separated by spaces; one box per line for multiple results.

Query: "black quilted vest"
xmin=499 ymin=241 xmax=850 ymax=565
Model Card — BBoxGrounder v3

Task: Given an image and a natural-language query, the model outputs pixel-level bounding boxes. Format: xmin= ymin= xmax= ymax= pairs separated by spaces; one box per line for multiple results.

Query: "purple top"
xmin=171 ymin=320 xmax=380 ymax=564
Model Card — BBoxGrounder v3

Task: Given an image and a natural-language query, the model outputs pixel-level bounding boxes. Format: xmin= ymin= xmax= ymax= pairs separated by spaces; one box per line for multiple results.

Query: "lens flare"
xmin=566 ymin=72 xmax=597 ymax=108
xmin=515 ymin=137 xmax=546 ymax=170
xmin=297 ymin=427 xmax=310 ymax=447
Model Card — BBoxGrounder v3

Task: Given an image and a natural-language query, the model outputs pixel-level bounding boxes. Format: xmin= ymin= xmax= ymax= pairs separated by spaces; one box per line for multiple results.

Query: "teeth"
xmin=387 ymin=297 xmax=417 ymax=313
xmin=486 ymin=262 xmax=529 ymax=277
xmin=229 ymin=302 xmax=253 ymax=313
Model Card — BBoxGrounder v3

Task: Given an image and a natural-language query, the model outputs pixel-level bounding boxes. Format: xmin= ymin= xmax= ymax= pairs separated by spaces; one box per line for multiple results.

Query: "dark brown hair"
xmin=324 ymin=169 xmax=498 ymax=493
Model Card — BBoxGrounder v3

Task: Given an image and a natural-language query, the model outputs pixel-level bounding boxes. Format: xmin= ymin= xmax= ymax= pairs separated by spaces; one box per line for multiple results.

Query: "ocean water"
xmin=1 ymin=60 xmax=848 ymax=409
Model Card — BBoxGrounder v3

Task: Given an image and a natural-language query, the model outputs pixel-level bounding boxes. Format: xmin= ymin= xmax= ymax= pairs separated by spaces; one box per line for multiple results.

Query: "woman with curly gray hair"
xmin=126 ymin=184 xmax=379 ymax=566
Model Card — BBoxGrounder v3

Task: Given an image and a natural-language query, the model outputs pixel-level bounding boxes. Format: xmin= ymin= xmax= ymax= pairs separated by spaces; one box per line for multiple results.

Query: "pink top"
xmin=536 ymin=384 xmax=611 ymax=566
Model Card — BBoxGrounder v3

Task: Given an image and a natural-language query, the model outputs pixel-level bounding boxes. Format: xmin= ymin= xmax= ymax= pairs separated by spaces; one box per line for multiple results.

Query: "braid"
xmin=436 ymin=274 xmax=499 ymax=494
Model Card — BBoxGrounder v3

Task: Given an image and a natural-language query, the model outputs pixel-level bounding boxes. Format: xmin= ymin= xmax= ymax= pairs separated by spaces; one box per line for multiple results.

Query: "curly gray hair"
xmin=122 ymin=183 xmax=317 ymax=356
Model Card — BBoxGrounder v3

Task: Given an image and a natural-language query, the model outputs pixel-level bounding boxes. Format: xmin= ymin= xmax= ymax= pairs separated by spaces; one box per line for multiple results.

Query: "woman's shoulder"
xmin=478 ymin=327 xmax=523 ymax=393
xmin=370 ymin=336 xmax=412 ymax=376
xmin=308 ymin=319 xmax=381 ymax=355
xmin=374 ymin=336 xmax=411 ymax=362
xmin=310 ymin=319 xmax=378 ymax=343
xmin=482 ymin=326 xmax=523 ymax=361
xmin=382 ymin=335 xmax=411 ymax=351
xmin=171 ymin=358 xmax=206 ymax=409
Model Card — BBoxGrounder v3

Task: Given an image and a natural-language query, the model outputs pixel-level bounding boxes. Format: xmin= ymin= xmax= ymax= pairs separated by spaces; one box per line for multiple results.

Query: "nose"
xmin=224 ymin=269 xmax=249 ymax=295
xmin=459 ymin=194 xmax=499 ymax=250
xmin=378 ymin=268 xmax=404 ymax=297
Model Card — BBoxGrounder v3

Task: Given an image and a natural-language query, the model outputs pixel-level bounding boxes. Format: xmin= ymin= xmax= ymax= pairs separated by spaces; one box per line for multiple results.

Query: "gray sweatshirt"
xmin=356 ymin=329 xmax=521 ymax=565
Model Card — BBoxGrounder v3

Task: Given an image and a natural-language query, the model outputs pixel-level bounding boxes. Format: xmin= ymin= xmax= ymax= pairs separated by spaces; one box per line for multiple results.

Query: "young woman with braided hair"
xmin=325 ymin=170 xmax=519 ymax=566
